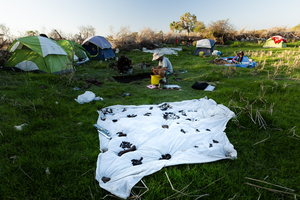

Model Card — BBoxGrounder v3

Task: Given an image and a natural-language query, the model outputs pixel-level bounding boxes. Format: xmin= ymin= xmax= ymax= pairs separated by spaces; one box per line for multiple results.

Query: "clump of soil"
xmin=78 ymin=77 xmax=103 ymax=89
xmin=207 ymin=58 xmax=229 ymax=65
xmin=113 ymin=73 xmax=152 ymax=83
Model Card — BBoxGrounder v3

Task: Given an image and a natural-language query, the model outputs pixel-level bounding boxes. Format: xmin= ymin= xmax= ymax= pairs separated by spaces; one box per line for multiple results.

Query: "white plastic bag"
xmin=75 ymin=91 xmax=96 ymax=104
xmin=212 ymin=50 xmax=219 ymax=56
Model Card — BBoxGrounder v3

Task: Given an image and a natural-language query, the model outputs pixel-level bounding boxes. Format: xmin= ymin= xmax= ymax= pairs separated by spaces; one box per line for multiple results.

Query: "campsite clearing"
xmin=1 ymin=41 xmax=300 ymax=199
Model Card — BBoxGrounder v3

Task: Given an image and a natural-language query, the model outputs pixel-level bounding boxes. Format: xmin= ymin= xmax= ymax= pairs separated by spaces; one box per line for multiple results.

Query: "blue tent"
xmin=193 ymin=39 xmax=216 ymax=56
xmin=81 ymin=36 xmax=115 ymax=60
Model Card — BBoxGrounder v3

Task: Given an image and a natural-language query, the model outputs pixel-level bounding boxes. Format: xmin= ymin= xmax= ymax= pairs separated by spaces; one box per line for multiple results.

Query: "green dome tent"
xmin=56 ymin=40 xmax=91 ymax=65
xmin=5 ymin=36 xmax=73 ymax=74
xmin=263 ymin=35 xmax=287 ymax=48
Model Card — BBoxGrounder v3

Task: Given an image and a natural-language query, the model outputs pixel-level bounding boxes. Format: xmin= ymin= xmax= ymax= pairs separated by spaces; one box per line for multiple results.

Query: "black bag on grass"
xmin=192 ymin=82 xmax=209 ymax=90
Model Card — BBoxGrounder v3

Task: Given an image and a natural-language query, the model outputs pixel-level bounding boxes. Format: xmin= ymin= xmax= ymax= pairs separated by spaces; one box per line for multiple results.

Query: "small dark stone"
xmin=162 ymin=125 xmax=169 ymax=129
xmin=116 ymin=132 xmax=127 ymax=137
xmin=118 ymin=145 xmax=136 ymax=156
xmin=159 ymin=154 xmax=171 ymax=160
xmin=102 ymin=177 xmax=111 ymax=183
xmin=112 ymin=119 xmax=118 ymax=122
xmin=131 ymin=157 xmax=143 ymax=166
xmin=127 ymin=114 xmax=137 ymax=118
xmin=120 ymin=141 xmax=132 ymax=148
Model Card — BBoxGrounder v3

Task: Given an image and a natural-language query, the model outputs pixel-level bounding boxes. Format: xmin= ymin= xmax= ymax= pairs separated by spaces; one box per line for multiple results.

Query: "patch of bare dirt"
xmin=77 ymin=78 xmax=103 ymax=89
xmin=207 ymin=58 xmax=229 ymax=65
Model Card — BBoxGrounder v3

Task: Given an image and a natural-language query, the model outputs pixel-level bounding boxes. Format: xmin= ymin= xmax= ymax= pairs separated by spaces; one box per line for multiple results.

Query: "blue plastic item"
xmin=94 ymin=124 xmax=112 ymax=140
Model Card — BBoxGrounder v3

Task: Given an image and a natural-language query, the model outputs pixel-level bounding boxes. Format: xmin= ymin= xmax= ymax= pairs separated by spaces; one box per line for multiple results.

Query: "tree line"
xmin=1 ymin=12 xmax=300 ymax=48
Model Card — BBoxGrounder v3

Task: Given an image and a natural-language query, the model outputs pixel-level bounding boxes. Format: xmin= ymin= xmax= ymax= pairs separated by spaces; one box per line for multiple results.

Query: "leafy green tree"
xmin=170 ymin=12 xmax=197 ymax=37
xmin=194 ymin=21 xmax=206 ymax=35
xmin=207 ymin=19 xmax=235 ymax=44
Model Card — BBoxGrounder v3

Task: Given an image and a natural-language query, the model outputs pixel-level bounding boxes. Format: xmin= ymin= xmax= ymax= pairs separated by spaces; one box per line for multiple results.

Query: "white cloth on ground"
xmin=95 ymin=97 xmax=237 ymax=199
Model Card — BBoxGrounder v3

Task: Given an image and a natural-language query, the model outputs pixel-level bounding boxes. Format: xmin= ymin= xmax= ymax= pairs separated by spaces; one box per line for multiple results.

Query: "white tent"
xmin=193 ymin=39 xmax=216 ymax=56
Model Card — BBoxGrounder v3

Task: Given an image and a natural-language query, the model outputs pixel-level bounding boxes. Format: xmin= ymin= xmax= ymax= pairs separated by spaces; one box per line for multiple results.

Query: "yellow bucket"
xmin=151 ymin=75 xmax=160 ymax=85
xmin=199 ymin=52 xmax=204 ymax=56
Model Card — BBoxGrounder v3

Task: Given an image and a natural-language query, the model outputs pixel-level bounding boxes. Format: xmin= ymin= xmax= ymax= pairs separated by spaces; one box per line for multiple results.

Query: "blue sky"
xmin=1 ymin=0 xmax=300 ymax=37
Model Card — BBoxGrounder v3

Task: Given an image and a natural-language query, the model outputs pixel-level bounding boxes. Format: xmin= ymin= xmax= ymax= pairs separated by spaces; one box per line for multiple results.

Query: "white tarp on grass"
xmin=95 ymin=97 xmax=237 ymax=199
xmin=142 ymin=47 xmax=182 ymax=55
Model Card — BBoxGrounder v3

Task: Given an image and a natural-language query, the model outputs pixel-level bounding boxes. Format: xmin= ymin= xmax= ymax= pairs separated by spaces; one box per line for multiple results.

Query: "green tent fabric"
xmin=56 ymin=40 xmax=91 ymax=65
xmin=263 ymin=36 xmax=287 ymax=48
xmin=6 ymin=36 xmax=73 ymax=74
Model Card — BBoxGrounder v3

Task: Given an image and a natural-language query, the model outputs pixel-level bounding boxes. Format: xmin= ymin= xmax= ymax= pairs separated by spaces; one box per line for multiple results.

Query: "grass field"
xmin=1 ymin=42 xmax=300 ymax=199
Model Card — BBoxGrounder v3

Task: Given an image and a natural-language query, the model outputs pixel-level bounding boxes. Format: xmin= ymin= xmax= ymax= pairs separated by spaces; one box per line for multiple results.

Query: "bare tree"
xmin=25 ymin=30 xmax=39 ymax=36
xmin=48 ymin=29 xmax=65 ymax=40
xmin=207 ymin=19 xmax=235 ymax=44
xmin=0 ymin=24 xmax=14 ymax=43
xmin=115 ymin=25 xmax=132 ymax=44
xmin=78 ymin=25 xmax=96 ymax=40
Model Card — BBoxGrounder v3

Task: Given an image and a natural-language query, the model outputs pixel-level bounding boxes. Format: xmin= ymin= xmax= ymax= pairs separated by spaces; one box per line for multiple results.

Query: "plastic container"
xmin=127 ymin=68 xmax=133 ymax=74
xmin=151 ymin=75 xmax=160 ymax=85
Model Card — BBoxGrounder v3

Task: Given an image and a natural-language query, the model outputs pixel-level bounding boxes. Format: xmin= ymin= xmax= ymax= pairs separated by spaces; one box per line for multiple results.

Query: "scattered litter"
xmin=164 ymin=85 xmax=181 ymax=89
xmin=94 ymin=124 xmax=112 ymax=140
xmin=45 ymin=167 xmax=50 ymax=175
xmin=192 ymin=82 xmax=215 ymax=91
xmin=204 ymin=85 xmax=215 ymax=91
xmin=93 ymin=97 xmax=103 ymax=101
xmin=179 ymin=70 xmax=187 ymax=73
xmin=55 ymin=101 xmax=58 ymax=104
xmin=14 ymin=123 xmax=27 ymax=131
xmin=75 ymin=91 xmax=96 ymax=104
xmin=121 ymin=93 xmax=132 ymax=97
xmin=73 ymin=87 xmax=80 ymax=90
xmin=147 ymin=85 xmax=156 ymax=89
xmin=192 ymin=82 xmax=209 ymax=90
xmin=212 ymin=50 xmax=222 ymax=56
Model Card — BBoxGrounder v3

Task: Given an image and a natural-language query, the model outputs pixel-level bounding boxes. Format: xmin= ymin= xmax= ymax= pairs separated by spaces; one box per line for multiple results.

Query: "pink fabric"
xmin=147 ymin=85 xmax=156 ymax=89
